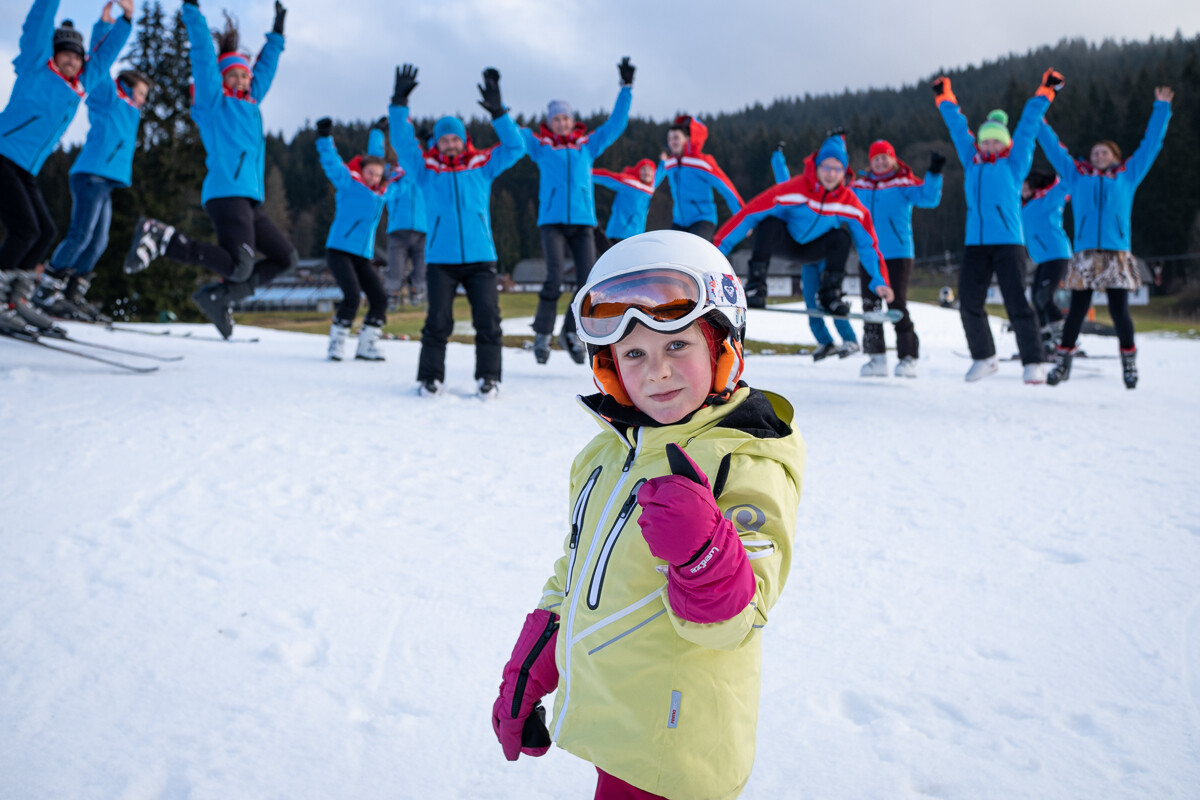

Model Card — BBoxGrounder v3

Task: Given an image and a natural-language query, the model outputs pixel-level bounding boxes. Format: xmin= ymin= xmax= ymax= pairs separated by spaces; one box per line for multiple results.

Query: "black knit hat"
xmin=53 ymin=20 xmax=85 ymax=57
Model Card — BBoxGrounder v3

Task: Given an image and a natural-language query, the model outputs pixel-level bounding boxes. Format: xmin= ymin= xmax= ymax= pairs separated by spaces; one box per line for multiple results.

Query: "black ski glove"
xmin=392 ymin=64 xmax=418 ymax=107
xmin=183 ymin=0 xmax=198 ymax=6
xmin=272 ymin=0 xmax=285 ymax=35
xmin=776 ymin=141 xmax=786 ymax=152
xmin=928 ymin=152 xmax=946 ymax=174
xmin=1042 ymin=67 xmax=1065 ymax=90
xmin=931 ymin=77 xmax=945 ymax=96
xmin=372 ymin=115 xmax=389 ymax=134
xmin=316 ymin=117 xmax=332 ymax=138
xmin=477 ymin=68 xmax=505 ymax=119
xmin=618 ymin=56 xmax=635 ymax=86
xmin=826 ymin=126 xmax=847 ymax=139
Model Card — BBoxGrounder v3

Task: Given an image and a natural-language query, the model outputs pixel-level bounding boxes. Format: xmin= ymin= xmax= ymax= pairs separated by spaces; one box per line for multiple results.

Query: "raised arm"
xmin=16 ymin=0 xmax=59 ymax=75
xmin=585 ymin=82 xmax=633 ymax=158
xmin=1036 ymin=119 xmax=1078 ymax=180
xmin=387 ymin=64 xmax=426 ymax=179
xmin=771 ymin=146 xmax=790 ymax=184
xmin=181 ymin=2 xmax=221 ymax=109
xmin=85 ymin=13 xmax=131 ymax=92
xmin=483 ymin=110 xmax=527 ymax=179
xmin=906 ymin=153 xmax=945 ymax=208
xmin=932 ymin=76 xmax=979 ymax=166
xmin=315 ymin=122 xmax=351 ymax=190
xmin=1124 ymin=90 xmax=1173 ymax=186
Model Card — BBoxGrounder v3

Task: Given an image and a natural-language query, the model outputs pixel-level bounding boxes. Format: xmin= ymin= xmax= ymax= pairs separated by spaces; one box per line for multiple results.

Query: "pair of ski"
xmin=1 ymin=326 xmax=183 ymax=373
xmin=100 ymin=322 xmax=259 ymax=343
xmin=760 ymin=307 xmax=904 ymax=324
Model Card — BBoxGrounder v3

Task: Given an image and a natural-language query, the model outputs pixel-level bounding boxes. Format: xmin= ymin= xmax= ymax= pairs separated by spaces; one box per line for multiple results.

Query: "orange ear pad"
xmin=591 ymin=347 xmax=633 ymax=406
xmin=713 ymin=338 xmax=743 ymax=392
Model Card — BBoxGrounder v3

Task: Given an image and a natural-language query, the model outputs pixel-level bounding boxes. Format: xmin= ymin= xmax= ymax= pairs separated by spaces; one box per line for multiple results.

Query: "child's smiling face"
xmin=613 ymin=322 xmax=714 ymax=424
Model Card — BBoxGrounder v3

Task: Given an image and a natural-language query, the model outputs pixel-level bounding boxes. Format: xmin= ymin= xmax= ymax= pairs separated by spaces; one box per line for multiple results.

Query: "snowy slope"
xmin=2 ymin=302 xmax=1198 ymax=800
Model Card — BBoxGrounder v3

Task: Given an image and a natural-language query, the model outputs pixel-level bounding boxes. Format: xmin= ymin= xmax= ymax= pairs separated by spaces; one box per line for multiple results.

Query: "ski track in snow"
xmin=2 ymin=304 xmax=1199 ymax=799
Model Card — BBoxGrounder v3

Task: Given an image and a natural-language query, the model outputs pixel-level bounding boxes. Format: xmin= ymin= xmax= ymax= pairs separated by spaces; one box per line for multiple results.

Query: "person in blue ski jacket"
xmin=715 ymin=132 xmax=894 ymax=321
xmin=660 ymin=115 xmax=743 ymax=241
xmin=387 ymin=63 xmax=525 ymax=398
xmin=1038 ymin=85 xmax=1173 ymax=390
xmin=1019 ymin=169 xmax=1072 ymax=352
xmin=315 ymin=118 xmax=389 ymax=363
xmin=592 ymin=158 xmax=659 ymax=248
xmin=122 ymin=0 xmax=295 ymax=340
xmin=366 ymin=120 xmax=429 ymax=307
xmin=768 ymin=143 xmax=858 ymax=362
xmin=0 ymin=0 xmax=129 ymax=334
xmin=521 ymin=58 xmax=634 ymax=365
xmin=34 ymin=1 xmax=151 ymax=322
xmin=850 ymin=139 xmax=945 ymax=377
xmin=933 ymin=69 xmax=1062 ymax=383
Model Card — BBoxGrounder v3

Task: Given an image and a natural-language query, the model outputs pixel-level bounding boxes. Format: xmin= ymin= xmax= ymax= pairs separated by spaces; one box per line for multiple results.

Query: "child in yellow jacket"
xmin=492 ymin=230 xmax=806 ymax=799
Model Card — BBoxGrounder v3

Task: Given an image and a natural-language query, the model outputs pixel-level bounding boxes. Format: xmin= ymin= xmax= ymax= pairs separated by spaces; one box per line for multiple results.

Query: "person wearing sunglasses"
xmin=491 ymin=230 xmax=804 ymax=799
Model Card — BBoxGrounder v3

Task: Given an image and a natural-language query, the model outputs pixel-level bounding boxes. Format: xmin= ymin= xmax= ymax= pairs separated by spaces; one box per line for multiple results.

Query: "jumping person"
xmin=932 ymin=69 xmax=1063 ymax=384
xmin=1038 ymin=85 xmax=1173 ymax=389
xmin=315 ymin=117 xmax=388 ymax=362
xmin=491 ymin=231 xmax=804 ymax=799
xmin=366 ymin=117 xmax=429 ymax=309
xmin=35 ymin=0 xmax=149 ymax=322
xmin=123 ymin=0 xmax=295 ymax=340
xmin=850 ymin=141 xmax=945 ymax=377
xmin=591 ymin=158 xmax=658 ymax=253
xmin=1020 ymin=168 xmax=1072 ymax=356
xmin=659 ymin=115 xmax=743 ymax=242
xmin=388 ymin=63 xmax=525 ymax=399
xmin=521 ymin=57 xmax=634 ymax=365
xmin=0 ymin=0 xmax=130 ymax=333
xmin=715 ymin=132 xmax=895 ymax=321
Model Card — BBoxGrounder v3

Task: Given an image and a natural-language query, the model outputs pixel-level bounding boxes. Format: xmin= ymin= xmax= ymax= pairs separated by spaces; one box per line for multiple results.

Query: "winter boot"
xmin=893 ymin=356 xmax=918 ymax=378
xmin=1023 ymin=363 xmax=1046 ymax=385
xmin=477 ymin=377 xmax=500 ymax=400
xmin=192 ymin=279 xmax=254 ymax=339
xmin=355 ymin=323 xmax=385 ymax=361
xmin=811 ymin=342 xmax=837 ymax=361
xmin=860 ymin=353 xmax=888 ymax=377
xmin=837 ymin=341 xmax=860 ymax=358
xmin=1121 ymin=348 xmax=1138 ymax=390
xmin=964 ymin=356 xmax=999 ymax=382
xmin=408 ymin=287 xmax=425 ymax=307
xmin=745 ymin=260 xmax=769 ymax=309
xmin=1046 ymin=346 xmax=1074 ymax=386
xmin=327 ymin=320 xmax=350 ymax=361
xmin=124 ymin=217 xmax=175 ymax=274
xmin=417 ymin=378 xmax=444 ymax=397
xmin=558 ymin=330 xmax=586 ymax=364
xmin=533 ymin=332 xmax=552 ymax=364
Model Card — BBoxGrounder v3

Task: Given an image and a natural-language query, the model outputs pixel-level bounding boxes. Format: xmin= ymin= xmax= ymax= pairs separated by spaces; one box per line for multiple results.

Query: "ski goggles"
xmin=573 ymin=266 xmax=742 ymax=346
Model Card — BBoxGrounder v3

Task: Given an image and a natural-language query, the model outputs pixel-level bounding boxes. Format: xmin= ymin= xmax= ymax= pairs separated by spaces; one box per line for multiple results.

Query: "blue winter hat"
xmin=547 ymin=99 xmax=572 ymax=119
xmin=816 ymin=134 xmax=849 ymax=170
xmin=432 ymin=116 xmax=466 ymax=143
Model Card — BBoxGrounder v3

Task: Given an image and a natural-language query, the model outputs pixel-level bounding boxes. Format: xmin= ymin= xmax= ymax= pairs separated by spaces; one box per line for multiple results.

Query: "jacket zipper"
xmin=452 ymin=170 xmax=465 ymax=262
xmin=586 ymin=480 xmax=647 ymax=610
xmin=2 ymin=115 xmax=39 ymax=137
xmin=566 ymin=152 xmax=572 ymax=225
xmin=233 ymin=150 xmax=246 ymax=180
xmin=105 ymin=140 xmax=125 ymax=164
xmin=1097 ymin=180 xmax=1106 ymax=248
xmin=510 ymin=614 xmax=560 ymax=718
xmin=566 ymin=466 xmax=603 ymax=595
xmin=976 ymin=167 xmax=984 ymax=245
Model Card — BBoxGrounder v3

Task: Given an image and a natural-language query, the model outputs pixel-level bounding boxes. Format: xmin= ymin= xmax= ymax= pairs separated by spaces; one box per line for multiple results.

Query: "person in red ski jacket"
xmin=659 ymin=115 xmax=742 ymax=241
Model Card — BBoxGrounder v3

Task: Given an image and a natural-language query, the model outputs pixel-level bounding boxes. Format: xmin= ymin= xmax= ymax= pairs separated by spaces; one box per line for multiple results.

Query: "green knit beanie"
xmin=977 ymin=109 xmax=1012 ymax=147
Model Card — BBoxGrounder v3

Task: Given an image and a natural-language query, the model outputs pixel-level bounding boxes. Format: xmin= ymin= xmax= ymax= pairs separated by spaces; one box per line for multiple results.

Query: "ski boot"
xmin=1120 ymin=348 xmax=1137 ymax=389
xmin=192 ymin=278 xmax=254 ymax=339
xmin=558 ymin=330 xmax=586 ymax=364
xmin=124 ymin=217 xmax=175 ymax=274
xmin=811 ymin=342 xmax=837 ymax=361
xmin=327 ymin=320 xmax=350 ymax=361
xmin=32 ymin=266 xmax=72 ymax=316
xmin=1023 ymin=363 xmax=1046 ymax=385
xmin=64 ymin=274 xmax=108 ymax=322
xmin=7 ymin=271 xmax=66 ymax=336
xmin=1046 ymin=346 xmax=1073 ymax=386
xmin=355 ymin=323 xmax=385 ymax=361
xmin=533 ymin=332 xmax=552 ymax=364
xmin=818 ymin=268 xmax=850 ymax=316
xmin=477 ymin=377 xmax=500 ymax=400
xmin=837 ymin=341 xmax=860 ymax=358
xmin=860 ymin=353 xmax=888 ymax=377
xmin=745 ymin=260 xmax=769 ymax=309
xmin=1040 ymin=321 xmax=1063 ymax=360
xmin=417 ymin=378 xmax=443 ymax=397
xmin=964 ymin=356 xmax=999 ymax=382
xmin=894 ymin=356 xmax=917 ymax=378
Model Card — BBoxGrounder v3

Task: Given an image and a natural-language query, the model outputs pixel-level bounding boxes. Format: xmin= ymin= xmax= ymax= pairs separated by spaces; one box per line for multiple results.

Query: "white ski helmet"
xmin=570 ymin=230 xmax=747 ymax=403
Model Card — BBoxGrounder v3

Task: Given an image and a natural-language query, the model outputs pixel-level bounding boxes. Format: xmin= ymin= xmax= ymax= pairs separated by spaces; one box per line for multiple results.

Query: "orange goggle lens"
xmin=577 ymin=268 xmax=703 ymax=340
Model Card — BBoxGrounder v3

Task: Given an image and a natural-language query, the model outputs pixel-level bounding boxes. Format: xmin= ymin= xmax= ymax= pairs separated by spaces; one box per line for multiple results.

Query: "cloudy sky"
xmin=2 ymin=0 xmax=1198 ymax=146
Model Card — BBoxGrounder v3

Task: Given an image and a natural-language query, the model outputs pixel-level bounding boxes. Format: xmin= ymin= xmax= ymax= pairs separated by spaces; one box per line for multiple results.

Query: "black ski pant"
xmin=0 ymin=155 xmax=56 ymax=273
xmin=328 ymin=248 xmax=387 ymax=327
xmin=534 ymin=224 xmax=595 ymax=335
xmin=671 ymin=220 xmax=715 ymax=241
xmin=164 ymin=196 xmax=297 ymax=284
xmin=1032 ymin=258 xmax=1068 ymax=328
xmin=862 ymin=256 xmax=917 ymax=358
xmin=1061 ymin=288 xmax=1136 ymax=351
xmin=593 ymin=226 xmax=615 ymax=256
xmin=418 ymin=261 xmax=502 ymax=383
xmin=959 ymin=244 xmax=1043 ymax=364
xmin=385 ymin=229 xmax=426 ymax=295
xmin=751 ymin=218 xmax=851 ymax=307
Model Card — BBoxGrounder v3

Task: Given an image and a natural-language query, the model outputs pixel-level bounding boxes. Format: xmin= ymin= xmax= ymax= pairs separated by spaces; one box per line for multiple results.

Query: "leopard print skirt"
xmin=1063 ymin=249 xmax=1142 ymax=291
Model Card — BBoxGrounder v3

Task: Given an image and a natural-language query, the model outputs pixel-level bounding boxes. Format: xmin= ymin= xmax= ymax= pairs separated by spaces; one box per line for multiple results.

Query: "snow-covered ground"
xmin=2 ymin=301 xmax=1198 ymax=799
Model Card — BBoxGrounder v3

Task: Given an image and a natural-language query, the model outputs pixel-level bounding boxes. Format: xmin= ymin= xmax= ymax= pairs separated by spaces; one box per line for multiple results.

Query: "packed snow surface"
xmin=2 ymin=301 xmax=1198 ymax=799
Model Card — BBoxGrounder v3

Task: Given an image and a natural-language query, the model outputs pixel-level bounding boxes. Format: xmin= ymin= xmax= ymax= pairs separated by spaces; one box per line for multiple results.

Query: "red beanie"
xmin=868 ymin=140 xmax=895 ymax=160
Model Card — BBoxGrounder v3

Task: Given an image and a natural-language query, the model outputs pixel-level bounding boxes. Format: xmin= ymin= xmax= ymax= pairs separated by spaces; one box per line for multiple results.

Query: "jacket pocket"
xmin=2 ymin=115 xmax=39 ymax=137
xmin=1033 ymin=234 xmax=1046 ymax=251
xmin=587 ymin=479 xmax=647 ymax=610
xmin=429 ymin=217 xmax=441 ymax=247
xmin=543 ymin=188 xmax=557 ymax=213
xmin=479 ymin=212 xmax=493 ymax=245
xmin=889 ymin=218 xmax=902 ymax=241
xmin=344 ymin=219 xmax=362 ymax=240
xmin=566 ymin=466 xmax=602 ymax=596
xmin=233 ymin=150 xmax=247 ymax=180
xmin=994 ymin=205 xmax=1012 ymax=232
xmin=105 ymin=141 xmax=125 ymax=164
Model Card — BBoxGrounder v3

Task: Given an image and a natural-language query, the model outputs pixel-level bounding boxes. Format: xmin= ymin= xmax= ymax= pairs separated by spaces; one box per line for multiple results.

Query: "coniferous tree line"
xmin=23 ymin=3 xmax=1200 ymax=320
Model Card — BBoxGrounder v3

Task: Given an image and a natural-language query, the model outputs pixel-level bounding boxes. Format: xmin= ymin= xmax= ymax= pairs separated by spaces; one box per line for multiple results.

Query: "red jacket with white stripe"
xmin=660 ymin=117 xmax=743 ymax=227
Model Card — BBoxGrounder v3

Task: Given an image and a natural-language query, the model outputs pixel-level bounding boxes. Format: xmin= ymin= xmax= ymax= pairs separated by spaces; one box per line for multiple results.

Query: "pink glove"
xmin=637 ymin=444 xmax=756 ymax=624
xmin=492 ymin=609 xmax=559 ymax=761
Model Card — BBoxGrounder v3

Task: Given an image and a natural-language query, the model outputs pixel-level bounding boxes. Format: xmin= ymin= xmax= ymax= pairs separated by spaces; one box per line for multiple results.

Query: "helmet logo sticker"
xmin=706 ymin=273 xmax=743 ymax=307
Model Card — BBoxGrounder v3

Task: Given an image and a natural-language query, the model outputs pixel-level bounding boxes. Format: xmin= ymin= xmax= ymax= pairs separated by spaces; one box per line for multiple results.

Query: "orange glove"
xmin=1036 ymin=68 xmax=1065 ymax=100
xmin=931 ymin=75 xmax=957 ymax=106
